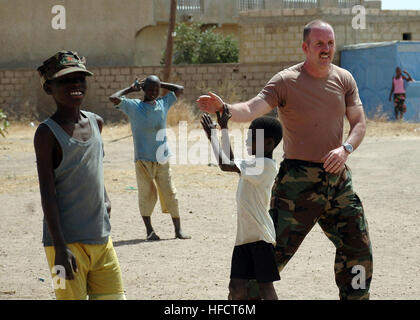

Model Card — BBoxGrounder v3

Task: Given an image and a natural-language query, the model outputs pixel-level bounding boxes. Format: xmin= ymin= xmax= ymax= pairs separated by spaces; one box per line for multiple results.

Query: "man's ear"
xmin=302 ymin=41 xmax=309 ymax=55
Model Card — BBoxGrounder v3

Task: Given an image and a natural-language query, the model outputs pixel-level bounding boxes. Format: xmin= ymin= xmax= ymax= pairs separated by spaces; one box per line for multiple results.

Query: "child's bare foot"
xmin=175 ymin=230 xmax=191 ymax=239
xmin=146 ymin=230 xmax=160 ymax=241
xmin=172 ymin=217 xmax=191 ymax=239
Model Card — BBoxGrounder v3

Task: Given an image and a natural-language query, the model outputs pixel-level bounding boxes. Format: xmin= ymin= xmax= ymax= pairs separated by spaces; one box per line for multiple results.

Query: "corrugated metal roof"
xmin=341 ymin=41 xmax=420 ymax=51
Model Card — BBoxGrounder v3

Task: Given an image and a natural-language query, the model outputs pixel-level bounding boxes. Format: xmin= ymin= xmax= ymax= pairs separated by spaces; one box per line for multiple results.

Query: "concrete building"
xmin=239 ymin=1 xmax=420 ymax=64
xmin=2 ymin=0 xmax=420 ymax=121
xmin=0 ymin=0 xmax=387 ymax=69
xmin=0 ymin=0 xmax=279 ymax=68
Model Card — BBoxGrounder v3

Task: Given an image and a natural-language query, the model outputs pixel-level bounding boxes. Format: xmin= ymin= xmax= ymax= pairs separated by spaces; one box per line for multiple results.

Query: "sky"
xmin=380 ymin=0 xmax=420 ymax=10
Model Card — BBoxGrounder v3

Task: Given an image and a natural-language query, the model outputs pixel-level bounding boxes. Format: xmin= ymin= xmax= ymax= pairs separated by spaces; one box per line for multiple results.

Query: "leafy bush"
xmin=0 ymin=109 xmax=9 ymax=137
xmin=163 ymin=23 xmax=239 ymax=65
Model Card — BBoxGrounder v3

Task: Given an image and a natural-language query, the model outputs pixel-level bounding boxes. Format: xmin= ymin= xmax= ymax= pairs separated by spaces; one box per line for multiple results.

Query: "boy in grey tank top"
xmin=34 ymin=51 xmax=125 ymax=300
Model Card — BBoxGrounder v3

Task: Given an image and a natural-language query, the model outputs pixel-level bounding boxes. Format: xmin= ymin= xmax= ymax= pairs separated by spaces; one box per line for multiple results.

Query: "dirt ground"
xmin=0 ymin=120 xmax=419 ymax=300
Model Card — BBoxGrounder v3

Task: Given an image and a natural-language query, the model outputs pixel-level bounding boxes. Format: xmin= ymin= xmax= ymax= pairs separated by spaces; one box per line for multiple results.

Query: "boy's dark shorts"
xmin=230 ymin=241 xmax=280 ymax=283
xmin=394 ymin=93 xmax=407 ymax=112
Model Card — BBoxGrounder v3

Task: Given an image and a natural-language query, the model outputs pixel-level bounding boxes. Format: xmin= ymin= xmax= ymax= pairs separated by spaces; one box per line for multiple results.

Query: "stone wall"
xmin=0 ymin=62 xmax=294 ymax=122
xmin=239 ymin=8 xmax=420 ymax=63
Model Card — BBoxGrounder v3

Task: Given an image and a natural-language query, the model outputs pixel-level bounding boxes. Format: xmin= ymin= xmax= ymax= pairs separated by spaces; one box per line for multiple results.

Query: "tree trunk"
xmin=163 ymin=0 xmax=177 ymax=84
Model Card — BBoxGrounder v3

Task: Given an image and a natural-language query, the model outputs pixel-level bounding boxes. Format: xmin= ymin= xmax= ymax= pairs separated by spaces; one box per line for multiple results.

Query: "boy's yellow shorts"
xmin=44 ymin=237 xmax=125 ymax=300
xmin=135 ymin=160 xmax=179 ymax=218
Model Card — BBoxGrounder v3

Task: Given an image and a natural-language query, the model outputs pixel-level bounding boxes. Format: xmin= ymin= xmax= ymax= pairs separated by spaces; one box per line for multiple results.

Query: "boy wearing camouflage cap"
xmin=34 ymin=51 xmax=125 ymax=300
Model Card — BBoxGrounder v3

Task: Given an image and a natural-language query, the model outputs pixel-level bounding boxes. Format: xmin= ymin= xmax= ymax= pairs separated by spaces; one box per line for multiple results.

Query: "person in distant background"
xmin=389 ymin=67 xmax=414 ymax=121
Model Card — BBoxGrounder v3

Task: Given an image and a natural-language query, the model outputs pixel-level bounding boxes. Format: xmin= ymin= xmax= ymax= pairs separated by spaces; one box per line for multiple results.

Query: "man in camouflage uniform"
xmin=197 ymin=20 xmax=372 ymax=299
xmin=270 ymin=160 xmax=371 ymax=299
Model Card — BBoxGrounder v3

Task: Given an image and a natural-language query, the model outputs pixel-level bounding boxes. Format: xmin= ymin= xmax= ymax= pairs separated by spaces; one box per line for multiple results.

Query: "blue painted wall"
xmin=341 ymin=41 xmax=420 ymax=122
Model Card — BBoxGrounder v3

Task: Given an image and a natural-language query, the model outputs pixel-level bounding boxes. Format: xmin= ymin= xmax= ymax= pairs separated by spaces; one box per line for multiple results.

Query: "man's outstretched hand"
xmin=197 ymin=92 xmax=224 ymax=114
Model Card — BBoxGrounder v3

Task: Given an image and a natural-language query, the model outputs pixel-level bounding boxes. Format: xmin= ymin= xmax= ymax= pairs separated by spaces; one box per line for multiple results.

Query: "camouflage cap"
xmin=37 ymin=50 xmax=93 ymax=85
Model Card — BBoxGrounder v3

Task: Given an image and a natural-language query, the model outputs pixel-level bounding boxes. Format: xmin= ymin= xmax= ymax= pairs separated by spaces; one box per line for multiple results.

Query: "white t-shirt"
xmin=234 ymin=157 xmax=278 ymax=246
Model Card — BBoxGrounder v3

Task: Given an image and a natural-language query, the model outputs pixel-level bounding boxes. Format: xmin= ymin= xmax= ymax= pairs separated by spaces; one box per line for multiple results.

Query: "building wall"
xmin=134 ymin=24 xmax=168 ymax=67
xmin=239 ymin=8 xmax=420 ymax=64
xmin=0 ymin=0 xmax=154 ymax=69
xmin=0 ymin=0 xmax=243 ymax=69
xmin=0 ymin=62 xmax=294 ymax=122
xmin=0 ymin=0 xmax=391 ymax=69
xmin=3 ymin=0 xmax=420 ymax=121
xmin=154 ymin=0 xmax=241 ymax=25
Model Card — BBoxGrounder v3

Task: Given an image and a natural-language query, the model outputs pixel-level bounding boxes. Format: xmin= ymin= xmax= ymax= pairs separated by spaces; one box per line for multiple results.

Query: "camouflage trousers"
xmin=268 ymin=159 xmax=373 ymax=300
xmin=393 ymin=93 xmax=406 ymax=113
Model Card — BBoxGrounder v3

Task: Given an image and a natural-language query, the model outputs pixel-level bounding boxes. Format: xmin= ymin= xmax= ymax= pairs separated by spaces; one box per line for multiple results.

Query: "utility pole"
xmin=163 ymin=0 xmax=177 ymax=83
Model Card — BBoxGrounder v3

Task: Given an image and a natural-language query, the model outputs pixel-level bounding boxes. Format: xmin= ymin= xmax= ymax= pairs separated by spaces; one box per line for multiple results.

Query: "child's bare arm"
xmin=95 ymin=114 xmax=111 ymax=218
xmin=217 ymin=104 xmax=235 ymax=161
xmin=161 ymin=82 xmax=184 ymax=97
xmin=201 ymin=113 xmax=239 ymax=173
xmin=34 ymin=125 xmax=78 ymax=280
xmin=109 ymin=78 xmax=143 ymax=105
xmin=104 ymin=187 xmax=111 ymax=218
xmin=389 ymin=80 xmax=394 ymax=101
xmin=403 ymin=70 xmax=414 ymax=82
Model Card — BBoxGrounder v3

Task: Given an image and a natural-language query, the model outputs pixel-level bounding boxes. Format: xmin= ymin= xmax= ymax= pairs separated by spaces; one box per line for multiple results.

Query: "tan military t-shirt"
xmin=258 ymin=63 xmax=363 ymax=162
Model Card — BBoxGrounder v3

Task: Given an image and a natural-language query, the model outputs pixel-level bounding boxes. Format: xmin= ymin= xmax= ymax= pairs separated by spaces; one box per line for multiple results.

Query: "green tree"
xmin=163 ymin=23 xmax=239 ymax=65
xmin=173 ymin=23 xmax=201 ymax=64
xmin=0 ymin=109 xmax=9 ymax=137
xmin=218 ymin=35 xmax=239 ymax=63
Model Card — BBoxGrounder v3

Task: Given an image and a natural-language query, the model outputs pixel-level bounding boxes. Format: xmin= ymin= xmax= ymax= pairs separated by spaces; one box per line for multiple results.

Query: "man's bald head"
xmin=303 ymin=20 xmax=334 ymax=43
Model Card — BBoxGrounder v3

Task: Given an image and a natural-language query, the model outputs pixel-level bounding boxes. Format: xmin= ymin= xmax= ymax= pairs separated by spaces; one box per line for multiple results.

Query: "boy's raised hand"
xmin=131 ymin=78 xmax=145 ymax=92
xmin=200 ymin=113 xmax=217 ymax=140
xmin=216 ymin=104 xmax=231 ymax=129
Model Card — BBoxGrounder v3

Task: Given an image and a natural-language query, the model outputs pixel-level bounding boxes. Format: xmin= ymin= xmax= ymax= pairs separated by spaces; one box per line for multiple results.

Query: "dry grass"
xmin=1 ymin=117 xmax=417 ymax=195
xmin=365 ymin=120 xmax=420 ymax=136
xmin=166 ymin=80 xmax=243 ymax=128
xmin=195 ymin=79 xmax=242 ymax=105
xmin=343 ymin=118 xmax=420 ymax=137
xmin=2 ymin=102 xmax=420 ymax=141
xmin=166 ymin=98 xmax=198 ymax=128
xmin=2 ymin=117 xmax=420 ymax=143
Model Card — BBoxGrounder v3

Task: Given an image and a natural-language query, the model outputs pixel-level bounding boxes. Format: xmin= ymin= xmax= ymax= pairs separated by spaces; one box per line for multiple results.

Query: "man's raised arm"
xmin=197 ymin=92 xmax=272 ymax=122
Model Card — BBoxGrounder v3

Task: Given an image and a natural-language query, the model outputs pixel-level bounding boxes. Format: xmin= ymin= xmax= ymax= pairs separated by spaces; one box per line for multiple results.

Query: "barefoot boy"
xmin=34 ymin=51 xmax=125 ymax=300
xmin=201 ymin=106 xmax=282 ymax=300
xmin=109 ymin=76 xmax=190 ymax=240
